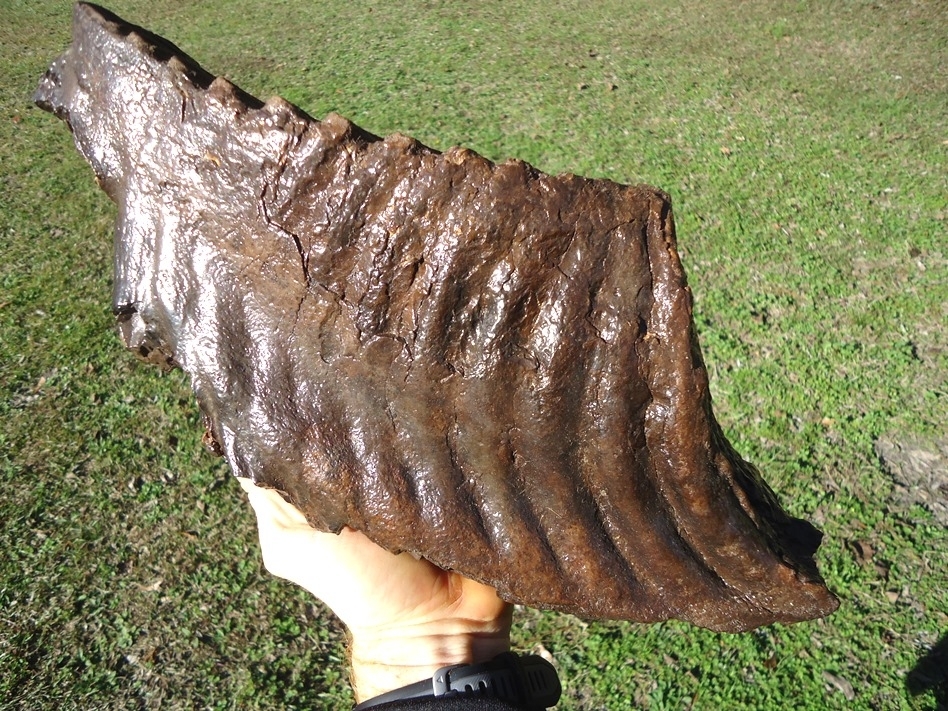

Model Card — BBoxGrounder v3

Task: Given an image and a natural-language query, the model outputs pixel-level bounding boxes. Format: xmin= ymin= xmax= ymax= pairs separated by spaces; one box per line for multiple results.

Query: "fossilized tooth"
xmin=36 ymin=3 xmax=839 ymax=632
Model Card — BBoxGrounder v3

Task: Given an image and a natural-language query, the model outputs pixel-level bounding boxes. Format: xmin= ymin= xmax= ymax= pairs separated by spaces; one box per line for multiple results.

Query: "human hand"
xmin=239 ymin=478 xmax=513 ymax=702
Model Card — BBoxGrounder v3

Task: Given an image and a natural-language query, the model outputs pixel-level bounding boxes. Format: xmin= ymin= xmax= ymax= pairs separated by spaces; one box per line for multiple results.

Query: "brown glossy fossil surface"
xmin=36 ymin=3 xmax=838 ymax=631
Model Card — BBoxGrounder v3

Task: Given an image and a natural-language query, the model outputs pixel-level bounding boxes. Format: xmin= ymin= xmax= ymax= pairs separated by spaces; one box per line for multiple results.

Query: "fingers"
xmin=239 ymin=477 xmax=350 ymax=588
xmin=238 ymin=477 xmax=310 ymax=528
xmin=237 ymin=477 xmax=511 ymax=634
xmin=238 ymin=477 xmax=426 ymax=617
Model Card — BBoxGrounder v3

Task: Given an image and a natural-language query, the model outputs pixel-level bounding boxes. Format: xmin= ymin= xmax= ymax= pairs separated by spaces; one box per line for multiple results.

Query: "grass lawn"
xmin=1 ymin=0 xmax=946 ymax=708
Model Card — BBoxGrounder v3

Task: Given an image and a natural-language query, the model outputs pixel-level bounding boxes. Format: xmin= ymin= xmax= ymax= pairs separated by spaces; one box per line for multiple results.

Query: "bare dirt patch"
xmin=876 ymin=436 xmax=948 ymax=527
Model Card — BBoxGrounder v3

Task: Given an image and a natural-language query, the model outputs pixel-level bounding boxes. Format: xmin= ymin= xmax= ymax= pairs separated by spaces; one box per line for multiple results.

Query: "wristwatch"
xmin=353 ymin=652 xmax=562 ymax=710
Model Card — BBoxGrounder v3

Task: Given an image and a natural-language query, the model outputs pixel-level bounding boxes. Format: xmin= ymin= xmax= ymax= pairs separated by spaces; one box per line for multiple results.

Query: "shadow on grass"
xmin=908 ymin=632 xmax=947 ymax=710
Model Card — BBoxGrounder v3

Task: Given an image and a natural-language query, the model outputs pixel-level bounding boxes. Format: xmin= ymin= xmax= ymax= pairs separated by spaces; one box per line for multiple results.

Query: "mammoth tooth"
xmin=36 ymin=2 xmax=839 ymax=632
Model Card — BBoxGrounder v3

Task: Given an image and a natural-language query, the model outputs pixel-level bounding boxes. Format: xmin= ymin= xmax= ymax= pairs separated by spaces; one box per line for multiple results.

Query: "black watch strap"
xmin=352 ymin=652 xmax=561 ymax=711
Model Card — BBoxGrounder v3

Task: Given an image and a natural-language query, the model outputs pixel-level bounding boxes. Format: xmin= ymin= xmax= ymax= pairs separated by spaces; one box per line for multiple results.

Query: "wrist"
xmin=349 ymin=621 xmax=511 ymax=702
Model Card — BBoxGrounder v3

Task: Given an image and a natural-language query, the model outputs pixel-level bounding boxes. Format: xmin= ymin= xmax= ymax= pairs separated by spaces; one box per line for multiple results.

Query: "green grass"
xmin=2 ymin=0 xmax=946 ymax=708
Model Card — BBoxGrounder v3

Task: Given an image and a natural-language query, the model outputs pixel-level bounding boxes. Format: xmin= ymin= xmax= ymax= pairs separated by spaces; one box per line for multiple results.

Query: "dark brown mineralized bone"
xmin=36 ymin=3 xmax=838 ymax=631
